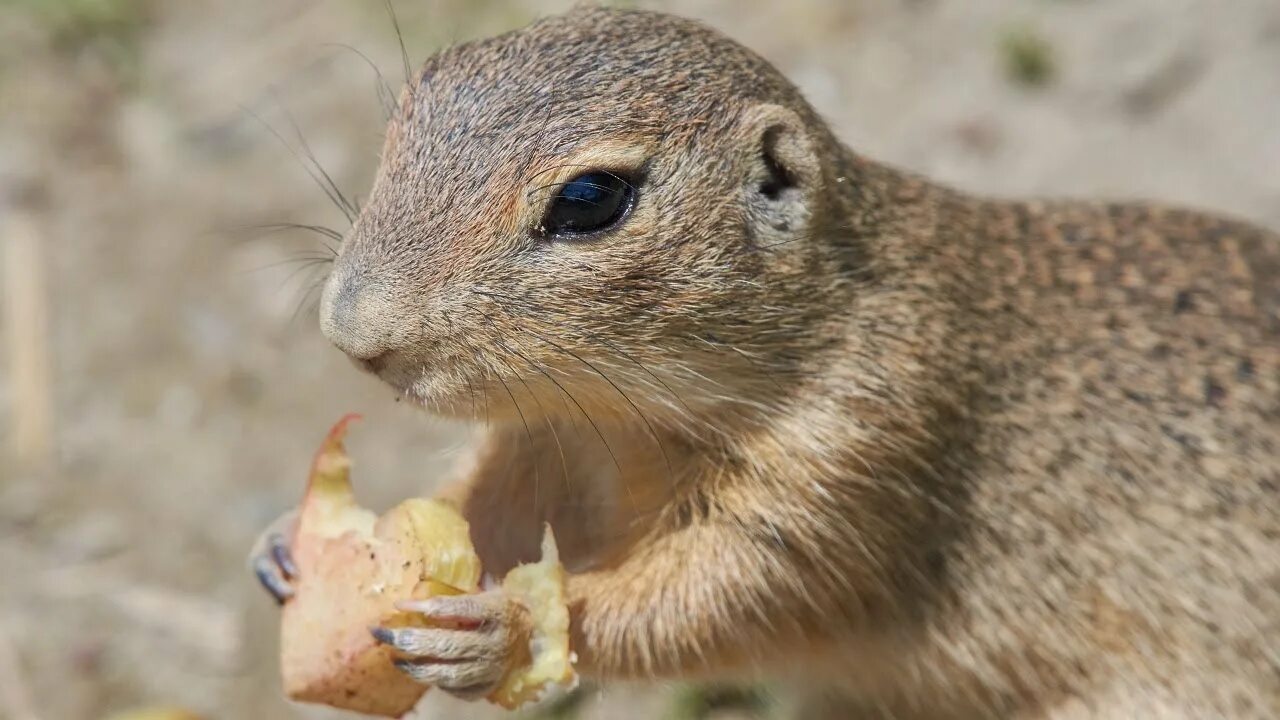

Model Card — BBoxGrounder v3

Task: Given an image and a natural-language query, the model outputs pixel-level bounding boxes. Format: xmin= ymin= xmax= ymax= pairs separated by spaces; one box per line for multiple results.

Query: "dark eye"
xmin=540 ymin=171 xmax=635 ymax=237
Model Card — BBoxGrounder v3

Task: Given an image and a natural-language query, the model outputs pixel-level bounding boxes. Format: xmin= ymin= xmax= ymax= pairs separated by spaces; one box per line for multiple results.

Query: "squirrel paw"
xmin=372 ymin=592 xmax=531 ymax=701
xmin=249 ymin=510 xmax=299 ymax=604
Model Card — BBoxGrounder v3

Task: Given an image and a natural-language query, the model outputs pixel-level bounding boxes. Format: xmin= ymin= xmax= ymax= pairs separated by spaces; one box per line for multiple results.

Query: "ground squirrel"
xmin=253 ymin=7 xmax=1280 ymax=718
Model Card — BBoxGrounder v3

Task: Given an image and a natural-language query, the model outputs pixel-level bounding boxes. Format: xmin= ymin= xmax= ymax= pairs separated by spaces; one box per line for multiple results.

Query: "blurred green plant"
xmin=668 ymin=683 xmax=773 ymax=720
xmin=523 ymin=683 xmax=590 ymax=720
xmin=1000 ymin=25 xmax=1056 ymax=88
xmin=4 ymin=0 xmax=150 ymax=85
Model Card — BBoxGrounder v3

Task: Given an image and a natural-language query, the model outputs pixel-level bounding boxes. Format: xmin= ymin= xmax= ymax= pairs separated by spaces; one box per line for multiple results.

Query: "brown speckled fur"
xmin=305 ymin=6 xmax=1278 ymax=718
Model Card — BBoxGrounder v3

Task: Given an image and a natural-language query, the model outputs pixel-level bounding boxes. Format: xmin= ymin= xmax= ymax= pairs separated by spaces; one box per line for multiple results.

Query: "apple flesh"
xmin=488 ymin=526 xmax=576 ymax=709
xmin=279 ymin=415 xmax=576 ymax=717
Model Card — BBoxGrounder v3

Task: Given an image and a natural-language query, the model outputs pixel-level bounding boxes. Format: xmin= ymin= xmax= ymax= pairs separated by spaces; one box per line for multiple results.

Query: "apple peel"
xmin=279 ymin=415 xmax=576 ymax=717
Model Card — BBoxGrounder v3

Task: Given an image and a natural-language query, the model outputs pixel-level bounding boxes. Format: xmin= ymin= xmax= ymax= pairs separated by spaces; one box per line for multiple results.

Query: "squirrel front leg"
xmin=445 ymin=426 xmax=885 ymax=683
xmin=565 ymin=493 xmax=870 ymax=681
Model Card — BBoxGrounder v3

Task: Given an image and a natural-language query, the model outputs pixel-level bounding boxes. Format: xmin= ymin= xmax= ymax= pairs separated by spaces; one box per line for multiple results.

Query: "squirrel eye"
xmin=540 ymin=171 xmax=635 ymax=237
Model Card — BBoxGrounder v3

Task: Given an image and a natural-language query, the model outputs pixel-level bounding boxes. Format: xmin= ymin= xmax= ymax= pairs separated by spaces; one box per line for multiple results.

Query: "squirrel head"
xmin=320 ymin=6 xmax=869 ymax=428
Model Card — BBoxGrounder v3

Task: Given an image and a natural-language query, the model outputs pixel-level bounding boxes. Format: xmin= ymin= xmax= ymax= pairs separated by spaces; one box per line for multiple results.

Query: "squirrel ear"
xmin=738 ymin=104 xmax=819 ymax=238
xmin=741 ymin=103 xmax=820 ymax=191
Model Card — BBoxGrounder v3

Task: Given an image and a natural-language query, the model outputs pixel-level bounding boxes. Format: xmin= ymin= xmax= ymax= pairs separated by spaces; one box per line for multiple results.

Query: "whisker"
xmin=231 ymin=221 xmax=344 ymax=245
xmin=524 ymin=192 xmax=611 ymax=212
xmin=491 ymin=364 xmax=541 ymax=508
xmin=479 ymin=361 xmax=492 ymax=426
xmin=462 ymin=373 xmax=479 ymax=423
xmin=496 ymin=334 xmax=585 ymax=441
xmin=384 ymin=0 xmax=412 ymax=86
xmin=223 ymin=239 xmax=335 ymax=276
xmin=274 ymin=95 xmax=360 ymax=219
xmin=586 ymin=333 xmax=696 ymax=418
xmin=239 ymin=104 xmax=356 ymax=226
xmin=486 ymin=337 xmax=572 ymax=495
xmin=320 ymin=42 xmax=397 ymax=119
xmin=452 ymin=335 xmax=491 ymax=427
xmin=529 ymin=181 xmax=618 ymax=195
xmin=473 ymin=307 xmax=593 ymax=442
xmin=472 ymin=288 xmax=698 ymax=429
xmin=524 ymin=180 xmax=625 ymax=205
xmin=690 ymin=334 xmax=787 ymax=395
xmin=473 ymin=285 xmax=696 ymax=417
xmin=524 ymin=166 xmax=637 ymax=193
xmin=260 ymin=256 xmax=334 ymax=283
xmin=291 ymin=272 xmax=329 ymax=326
xmin=481 ymin=323 xmax=623 ymax=480
xmin=522 ymin=327 xmax=676 ymax=490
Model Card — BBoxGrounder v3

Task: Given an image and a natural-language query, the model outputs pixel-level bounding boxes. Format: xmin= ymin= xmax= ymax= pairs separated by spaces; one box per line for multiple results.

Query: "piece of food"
xmin=488 ymin=525 xmax=577 ymax=709
xmin=280 ymin=415 xmax=576 ymax=717
xmin=280 ymin=414 xmax=481 ymax=717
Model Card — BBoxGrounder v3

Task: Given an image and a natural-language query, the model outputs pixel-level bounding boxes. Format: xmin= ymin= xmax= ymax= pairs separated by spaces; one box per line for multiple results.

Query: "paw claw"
xmin=372 ymin=624 xmax=504 ymax=660
xmin=369 ymin=625 xmax=396 ymax=646
xmin=249 ymin=510 xmax=299 ymax=604
xmin=270 ymin=533 xmax=298 ymax=578
xmin=381 ymin=593 xmax=525 ymax=701
xmin=253 ymin=554 xmax=294 ymax=604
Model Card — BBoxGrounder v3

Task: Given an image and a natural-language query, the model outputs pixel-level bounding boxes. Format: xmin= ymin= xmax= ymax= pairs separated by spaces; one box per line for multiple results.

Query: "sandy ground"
xmin=0 ymin=1 xmax=1276 ymax=718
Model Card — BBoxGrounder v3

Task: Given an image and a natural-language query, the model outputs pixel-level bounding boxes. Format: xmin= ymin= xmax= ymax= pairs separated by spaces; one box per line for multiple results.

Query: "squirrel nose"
xmin=318 ymin=269 xmax=405 ymax=362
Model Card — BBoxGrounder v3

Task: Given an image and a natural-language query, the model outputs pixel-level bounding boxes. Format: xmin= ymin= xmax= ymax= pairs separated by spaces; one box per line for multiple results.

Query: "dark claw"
xmin=370 ymin=626 xmax=396 ymax=646
xmin=254 ymin=554 xmax=294 ymax=604
xmin=269 ymin=533 xmax=298 ymax=578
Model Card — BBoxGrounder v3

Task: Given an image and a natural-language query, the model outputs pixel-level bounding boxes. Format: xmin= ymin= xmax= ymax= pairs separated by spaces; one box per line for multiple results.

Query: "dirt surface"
xmin=0 ymin=1 xmax=1276 ymax=718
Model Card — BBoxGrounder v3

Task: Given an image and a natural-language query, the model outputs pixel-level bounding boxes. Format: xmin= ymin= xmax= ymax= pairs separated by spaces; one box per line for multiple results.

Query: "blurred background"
xmin=0 ymin=0 xmax=1277 ymax=718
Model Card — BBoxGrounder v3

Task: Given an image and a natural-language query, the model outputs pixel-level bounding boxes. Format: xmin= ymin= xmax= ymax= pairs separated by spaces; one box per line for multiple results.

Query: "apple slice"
xmin=488 ymin=525 xmax=577 ymax=709
xmin=280 ymin=414 xmax=481 ymax=716
xmin=279 ymin=415 xmax=576 ymax=717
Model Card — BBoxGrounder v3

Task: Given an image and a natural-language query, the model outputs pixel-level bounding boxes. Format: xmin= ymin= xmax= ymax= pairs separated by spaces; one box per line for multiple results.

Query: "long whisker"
xmin=291 ymin=271 xmax=329 ymax=325
xmin=527 ymin=181 xmax=619 ymax=196
xmin=486 ymin=336 xmax=572 ymax=495
xmin=232 ymin=222 xmax=344 ymax=245
xmin=524 ymin=192 xmax=612 ymax=212
xmin=491 ymin=364 xmax=541 ymax=508
xmin=472 ymin=288 xmax=695 ymax=422
xmin=452 ymin=335 xmax=491 ymax=426
xmin=586 ymin=334 xmax=696 ymax=417
xmin=690 ymin=334 xmax=787 ymax=395
xmin=479 ymin=362 xmax=492 ymax=426
xmin=229 ymin=251 xmax=334 ymax=280
xmin=492 ymin=328 xmax=583 ymax=439
xmin=320 ymin=42 xmax=397 ymax=119
xmin=524 ymin=180 xmax=626 ymax=206
xmin=479 ymin=319 xmax=623 ymax=479
xmin=462 ymin=373 xmax=479 ymax=423
xmin=522 ymin=327 xmax=675 ymax=489
xmin=523 ymin=165 xmax=637 ymax=193
xmin=274 ymin=97 xmax=360 ymax=220
xmin=239 ymin=105 xmax=356 ymax=226
xmin=271 ymin=257 xmax=335 ymax=287
xmin=384 ymin=0 xmax=412 ymax=86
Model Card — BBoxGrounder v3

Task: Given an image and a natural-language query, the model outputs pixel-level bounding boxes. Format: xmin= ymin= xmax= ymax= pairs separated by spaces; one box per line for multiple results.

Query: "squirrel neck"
xmin=742 ymin=142 xmax=1002 ymax=471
